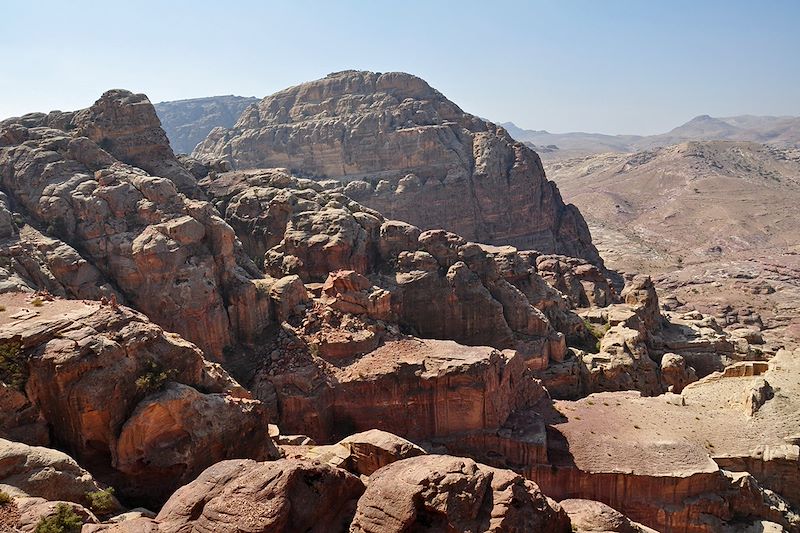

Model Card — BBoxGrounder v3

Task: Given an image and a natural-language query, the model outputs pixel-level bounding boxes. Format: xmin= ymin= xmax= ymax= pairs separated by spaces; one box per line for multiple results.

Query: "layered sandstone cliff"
xmin=0 ymin=91 xmax=272 ymax=358
xmin=193 ymin=70 xmax=602 ymax=264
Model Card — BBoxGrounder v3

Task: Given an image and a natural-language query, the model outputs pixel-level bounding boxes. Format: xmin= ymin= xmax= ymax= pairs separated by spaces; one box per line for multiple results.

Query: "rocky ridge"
xmin=0 ymin=86 xmax=796 ymax=532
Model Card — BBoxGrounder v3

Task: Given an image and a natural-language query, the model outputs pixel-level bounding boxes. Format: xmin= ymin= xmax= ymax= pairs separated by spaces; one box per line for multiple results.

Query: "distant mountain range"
xmin=152 ymin=94 xmax=800 ymax=160
xmin=154 ymin=95 xmax=259 ymax=154
xmin=501 ymin=114 xmax=800 ymax=158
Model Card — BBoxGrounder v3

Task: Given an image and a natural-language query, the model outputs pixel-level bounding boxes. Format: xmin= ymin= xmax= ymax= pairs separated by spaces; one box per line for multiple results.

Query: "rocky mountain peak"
xmin=194 ymin=71 xmax=603 ymax=265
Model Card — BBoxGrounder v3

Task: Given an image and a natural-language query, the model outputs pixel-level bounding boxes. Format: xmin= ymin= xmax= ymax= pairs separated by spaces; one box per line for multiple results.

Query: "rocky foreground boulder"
xmin=193 ymin=70 xmax=602 ymax=265
xmin=0 ymin=293 xmax=277 ymax=505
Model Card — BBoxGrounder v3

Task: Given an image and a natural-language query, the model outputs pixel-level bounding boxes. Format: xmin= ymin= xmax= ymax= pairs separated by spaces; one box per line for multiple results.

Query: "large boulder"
xmin=156 ymin=459 xmax=364 ymax=533
xmin=349 ymin=455 xmax=571 ymax=532
xmin=0 ymin=439 xmax=109 ymax=504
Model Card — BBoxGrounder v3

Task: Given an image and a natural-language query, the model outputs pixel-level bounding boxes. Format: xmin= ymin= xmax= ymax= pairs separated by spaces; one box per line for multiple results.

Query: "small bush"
xmin=85 ymin=487 xmax=115 ymax=515
xmin=0 ymin=340 xmax=27 ymax=391
xmin=135 ymin=359 xmax=177 ymax=394
xmin=0 ymin=489 xmax=12 ymax=505
xmin=582 ymin=318 xmax=610 ymax=340
xmin=31 ymin=297 xmax=44 ymax=307
xmin=34 ymin=503 xmax=82 ymax=533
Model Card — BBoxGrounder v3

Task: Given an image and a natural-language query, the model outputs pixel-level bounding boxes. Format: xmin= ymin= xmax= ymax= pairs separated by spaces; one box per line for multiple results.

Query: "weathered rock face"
xmin=714 ymin=445 xmax=800 ymax=510
xmin=0 ymin=438 xmax=109 ymax=504
xmin=15 ymin=497 xmax=99 ymax=532
xmin=259 ymin=337 xmax=546 ymax=443
xmin=560 ymin=499 xmax=656 ymax=533
xmin=660 ymin=352 xmax=698 ymax=393
xmin=0 ymin=293 xmax=277 ymax=505
xmin=536 ymin=254 xmax=616 ymax=308
xmin=199 ymin=168 xmax=578 ymax=362
xmin=350 ymin=455 xmax=571 ymax=533
xmin=71 ymin=90 xmax=201 ymax=196
xmin=156 ymin=459 xmax=365 ymax=533
xmin=0 ymin=92 xmax=273 ymax=358
xmin=194 ymin=70 xmax=602 ymax=265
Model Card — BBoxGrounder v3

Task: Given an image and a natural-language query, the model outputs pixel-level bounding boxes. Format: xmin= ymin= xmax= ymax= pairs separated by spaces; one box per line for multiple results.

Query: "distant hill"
xmin=545 ymin=140 xmax=800 ymax=343
xmin=502 ymin=115 xmax=800 ymax=158
xmin=154 ymin=95 xmax=259 ymax=154
xmin=500 ymin=122 xmax=642 ymax=158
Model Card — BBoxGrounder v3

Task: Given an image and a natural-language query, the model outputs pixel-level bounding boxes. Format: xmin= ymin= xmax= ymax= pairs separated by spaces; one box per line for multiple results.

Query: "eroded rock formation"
xmin=193 ymin=70 xmax=602 ymax=264
xmin=0 ymin=293 xmax=277 ymax=504
xmin=0 ymin=91 xmax=273 ymax=358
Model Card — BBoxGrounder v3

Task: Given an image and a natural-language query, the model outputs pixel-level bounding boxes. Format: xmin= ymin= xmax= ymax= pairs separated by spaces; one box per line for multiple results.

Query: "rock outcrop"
xmin=198 ymin=168 xmax=579 ymax=359
xmin=350 ymin=455 xmax=571 ymax=532
xmin=0 ymin=293 xmax=277 ymax=505
xmin=193 ymin=70 xmax=602 ymax=265
xmin=0 ymin=91 xmax=274 ymax=358
xmin=156 ymin=459 xmax=365 ymax=533
xmin=560 ymin=499 xmax=657 ymax=533
xmin=258 ymin=336 xmax=547 ymax=443
xmin=0 ymin=439 xmax=110 ymax=504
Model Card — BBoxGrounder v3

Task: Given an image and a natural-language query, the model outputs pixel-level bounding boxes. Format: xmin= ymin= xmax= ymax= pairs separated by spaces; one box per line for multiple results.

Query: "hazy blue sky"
xmin=1 ymin=0 xmax=798 ymax=134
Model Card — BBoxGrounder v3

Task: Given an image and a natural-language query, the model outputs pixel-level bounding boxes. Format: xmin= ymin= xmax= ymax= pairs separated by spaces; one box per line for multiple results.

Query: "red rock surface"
xmin=156 ymin=459 xmax=364 ymax=533
xmin=350 ymin=455 xmax=571 ymax=532
xmin=0 ymin=292 xmax=277 ymax=505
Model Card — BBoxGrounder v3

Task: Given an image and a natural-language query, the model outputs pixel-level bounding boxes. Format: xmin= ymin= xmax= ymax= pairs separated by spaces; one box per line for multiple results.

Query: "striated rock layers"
xmin=193 ymin=70 xmax=602 ymax=264
xmin=0 ymin=90 xmax=273 ymax=358
xmin=0 ymin=293 xmax=277 ymax=505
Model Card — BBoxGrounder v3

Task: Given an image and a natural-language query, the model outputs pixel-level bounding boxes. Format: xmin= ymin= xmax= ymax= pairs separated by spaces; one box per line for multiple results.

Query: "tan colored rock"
xmin=349 ymin=455 xmax=570 ymax=532
xmin=194 ymin=71 xmax=603 ymax=266
xmin=15 ymin=497 xmax=98 ymax=532
xmin=0 ymin=94 xmax=272 ymax=359
xmin=156 ymin=459 xmax=364 ymax=533
xmin=339 ymin=429 xmax=426 ymax=476
xmin=320 ymin=270 xmax=392 ymax=321
xmin=72 ymin=89 xmax=200 ymax=196
xmin=269 ymin=274 xmax=310 ymax=322
xmin=0 ymin=438 xmax=109 ymax=505
xmin=660 ymin=352 xmax=698 ymax=393
xmin=536 ymin=254 xmax=616 ymax=308
xmin=83 ymin=517 xmax=160 ymax=532
xmin=560 ymin=499 xmax=656 ymax=532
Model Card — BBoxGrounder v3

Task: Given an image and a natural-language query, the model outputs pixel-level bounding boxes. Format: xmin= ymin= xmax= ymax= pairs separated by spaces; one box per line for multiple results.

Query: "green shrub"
xmin=0 ymin=340 xmax=27 ymax=391
xmin=0 ymin=489 xmax=11 ymax=505
xmin=34 ymin=503 xmax=82 ymax=533
xmin=135 ymin=359 xmax=177 ymax=394
xmin=31 ymin=297 xmax=44 ymax=307
xmin=85 ymin=487 xmax=115 ymax=515
xmin=582 ymin=318 xmax=610 ymax=340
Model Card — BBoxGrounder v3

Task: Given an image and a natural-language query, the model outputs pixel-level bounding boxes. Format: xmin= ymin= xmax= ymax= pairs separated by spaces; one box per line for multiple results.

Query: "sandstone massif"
xmin=0 ymin=79 xmax=796 ymax=533
xmin=192 ymin=70 xmax=603 ymax=265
